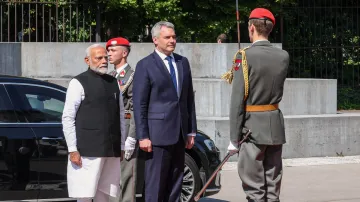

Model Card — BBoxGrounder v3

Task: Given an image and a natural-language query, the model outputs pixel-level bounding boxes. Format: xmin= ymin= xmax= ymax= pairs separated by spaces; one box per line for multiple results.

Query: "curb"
xmin=222 ymin=155 xmax=360 ymax=171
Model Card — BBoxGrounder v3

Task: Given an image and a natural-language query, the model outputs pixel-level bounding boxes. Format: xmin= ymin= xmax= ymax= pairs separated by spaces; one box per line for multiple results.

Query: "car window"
xmin=5 ymin=84 xmax=65 ymax=123
xmin=0 ymin=85 xmax=18 ymax=123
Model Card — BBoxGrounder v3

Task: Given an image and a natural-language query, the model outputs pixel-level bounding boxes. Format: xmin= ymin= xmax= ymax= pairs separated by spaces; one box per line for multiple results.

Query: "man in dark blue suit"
xmin=133 ymin=21 xmax=197 ymax=202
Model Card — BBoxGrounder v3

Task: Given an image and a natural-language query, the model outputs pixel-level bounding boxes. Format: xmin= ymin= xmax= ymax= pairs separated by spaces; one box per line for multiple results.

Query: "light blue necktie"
xmin=165 ymin=56 xmax=177 ymax=92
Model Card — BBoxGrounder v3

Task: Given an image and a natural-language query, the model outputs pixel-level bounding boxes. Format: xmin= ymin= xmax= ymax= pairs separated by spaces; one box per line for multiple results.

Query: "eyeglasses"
xmin=93 ymin=56 xmax=109 ymax=61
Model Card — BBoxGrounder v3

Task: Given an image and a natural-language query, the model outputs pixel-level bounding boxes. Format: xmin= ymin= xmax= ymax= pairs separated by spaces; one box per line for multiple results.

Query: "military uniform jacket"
xmin=229 ymin=40 xmax=289 ymax=145
xmin=115 ymin=64 xmax=136 ymax=139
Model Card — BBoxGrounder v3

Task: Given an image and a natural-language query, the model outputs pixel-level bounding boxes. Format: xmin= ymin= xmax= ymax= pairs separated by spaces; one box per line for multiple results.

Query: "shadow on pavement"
xmin=198 ymin=198 xmax=230 ymax=202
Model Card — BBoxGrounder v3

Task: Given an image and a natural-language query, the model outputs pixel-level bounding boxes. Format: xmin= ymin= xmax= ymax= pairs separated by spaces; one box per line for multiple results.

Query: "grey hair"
xmin=151 ymin=21 xmax=175 ymax=38
xmin=85 ymin=44 xmax=104 ymax=57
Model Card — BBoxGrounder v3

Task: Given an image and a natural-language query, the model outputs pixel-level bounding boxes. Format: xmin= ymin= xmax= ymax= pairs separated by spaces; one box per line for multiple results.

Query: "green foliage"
xmin=338 ymin=86 xmax=360 ymax=110
xmin=1 ymin=0 xmax=299 ymax=42
xmin=99 ymin=0 xmax=291 ymax=42
xmin=280 ymin=0 xmax=360 ymax=110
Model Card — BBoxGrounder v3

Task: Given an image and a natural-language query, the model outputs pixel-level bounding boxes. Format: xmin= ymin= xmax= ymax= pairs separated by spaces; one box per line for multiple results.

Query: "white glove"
xmin=124 ymin=137 xmax=137 ymax=160
xmin=227 ymin=142 xmax=239 ymax=156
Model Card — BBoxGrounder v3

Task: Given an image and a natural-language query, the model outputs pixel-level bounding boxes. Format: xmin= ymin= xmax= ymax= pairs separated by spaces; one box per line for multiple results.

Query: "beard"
xmin=90 ymin=65 xmax=108 ymax=75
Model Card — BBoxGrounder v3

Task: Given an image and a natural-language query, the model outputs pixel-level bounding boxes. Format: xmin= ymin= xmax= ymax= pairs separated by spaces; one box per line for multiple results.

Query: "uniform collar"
xmin=116 ymin=63 xmax=128 ymax=74
xmin=252 ymin=40 xmax=271 ymax=47
xmin=253 ymin=39 xmax=269 ymax=44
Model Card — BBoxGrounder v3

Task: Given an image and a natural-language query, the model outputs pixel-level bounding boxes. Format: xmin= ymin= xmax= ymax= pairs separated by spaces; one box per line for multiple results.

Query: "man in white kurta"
xmin=62 ymin=44 xmax=126 ymax=202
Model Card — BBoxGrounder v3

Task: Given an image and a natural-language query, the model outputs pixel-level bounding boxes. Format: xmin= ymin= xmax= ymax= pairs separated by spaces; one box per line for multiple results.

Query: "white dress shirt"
xmin=155 ymin=49 xmax=179 ymax=90
xmin=154 ymin=49 xmax=196 ymax=137
xmin=62 ymin=78 xmax=126 ymax=153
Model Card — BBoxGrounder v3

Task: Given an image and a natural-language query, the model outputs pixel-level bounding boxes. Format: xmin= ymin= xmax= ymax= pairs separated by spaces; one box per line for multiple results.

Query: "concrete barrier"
xmin=281 ymin=78 xmax=337 ymax=115
xmin=21 ymin=43 xmax=92 ymax=78
xmin=283 ymin=113 xmax=360 ymax=158
xmin=21 ymin=42 xmax=282 ymax=78
xmin=193 ymin=78 xmax=337 ymax=116
xmin=193 ymin=78 xmax=231 ymax=117
xmin=198 ymin=113 xmax=360 ymax=161
xmin=0 ymin=43 xmax=22 ymax=76
xmin=42 ymin=77 xmax=337 ymax=116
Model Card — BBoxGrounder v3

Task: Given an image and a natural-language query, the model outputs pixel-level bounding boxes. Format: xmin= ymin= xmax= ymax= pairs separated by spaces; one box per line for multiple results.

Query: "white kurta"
xmin=62 ymin=77 xmax=126 ymax=198
xmin=67 ymin=157 xmax=120 ymax=198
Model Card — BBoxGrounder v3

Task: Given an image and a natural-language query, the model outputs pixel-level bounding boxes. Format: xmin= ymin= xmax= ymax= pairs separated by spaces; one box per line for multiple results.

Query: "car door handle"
xmin=41 ymin=137 xmax=63 ymax=140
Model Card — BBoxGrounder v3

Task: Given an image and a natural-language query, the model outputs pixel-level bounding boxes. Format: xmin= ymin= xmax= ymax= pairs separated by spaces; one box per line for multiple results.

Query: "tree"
xmin=0 ymin=0 xmax=295 ymax=42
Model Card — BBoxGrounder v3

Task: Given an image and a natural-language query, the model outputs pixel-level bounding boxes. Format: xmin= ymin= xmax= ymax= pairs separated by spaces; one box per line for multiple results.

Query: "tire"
xmin=182 ymin=153 xmax=202 ymax=202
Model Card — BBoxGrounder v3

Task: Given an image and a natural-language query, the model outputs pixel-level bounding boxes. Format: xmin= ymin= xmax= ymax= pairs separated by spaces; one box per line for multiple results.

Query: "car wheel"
xmin=181 ymin=153 xmax=202 ymax=202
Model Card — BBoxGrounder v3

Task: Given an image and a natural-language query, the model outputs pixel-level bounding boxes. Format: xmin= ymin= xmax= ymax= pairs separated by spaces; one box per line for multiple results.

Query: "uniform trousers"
xmin=120 ymin=146 xmax=138 ymax=202
xmin=67 ymin=156 xmax=121 ymax=202
xmin=238 ymin=142 xmax=283 ymax=202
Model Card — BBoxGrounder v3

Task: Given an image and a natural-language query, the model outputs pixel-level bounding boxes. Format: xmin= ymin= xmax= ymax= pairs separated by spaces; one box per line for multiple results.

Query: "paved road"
xmin=199 ymin=163 xmax=360 ymax=202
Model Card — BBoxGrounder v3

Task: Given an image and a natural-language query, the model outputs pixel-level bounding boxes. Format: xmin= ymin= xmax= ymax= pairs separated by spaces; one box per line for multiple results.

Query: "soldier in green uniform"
xmin=106 ymin=37 xmax=137 ymax=202
xmin=224 ymin=8 xmax=290 ymax=202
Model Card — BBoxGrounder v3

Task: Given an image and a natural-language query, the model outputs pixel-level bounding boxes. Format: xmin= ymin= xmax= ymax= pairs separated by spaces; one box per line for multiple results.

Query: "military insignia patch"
xmin=221 ymin=46 xmax=250 ymax=85
xmin=119 ymin=70 xmax=126 ymax=77
xmin=233 ymin=59 xmax=242 ymax=71
xmin=118 ymin=80 xmax=126 ymax=86
xmin=232 ymin=50 xmax=243 ymax=71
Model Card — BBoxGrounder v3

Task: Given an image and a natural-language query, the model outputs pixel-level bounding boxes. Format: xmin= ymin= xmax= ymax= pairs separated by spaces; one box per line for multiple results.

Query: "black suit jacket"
xmin=133 ymin=51 xmax=197 ymax=146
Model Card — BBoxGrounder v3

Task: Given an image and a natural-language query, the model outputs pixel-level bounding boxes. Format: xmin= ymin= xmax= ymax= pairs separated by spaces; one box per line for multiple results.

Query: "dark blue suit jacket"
xmin=133 ymin=51 xmax=197 ymax=146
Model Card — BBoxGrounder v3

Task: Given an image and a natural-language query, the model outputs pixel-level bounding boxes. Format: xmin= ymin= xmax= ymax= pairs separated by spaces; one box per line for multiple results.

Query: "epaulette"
xmin=221 ymin=46 xmax=250 ymax=100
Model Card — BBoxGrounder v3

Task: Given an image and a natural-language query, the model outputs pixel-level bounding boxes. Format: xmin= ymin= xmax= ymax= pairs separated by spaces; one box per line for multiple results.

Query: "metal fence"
xmin=281 ymin=0 xmax=360 ymax=87
xmin=1 ymin=0 xmax=359 ymax=87
xmin=0 ymin=0 xmax=101 ymax=42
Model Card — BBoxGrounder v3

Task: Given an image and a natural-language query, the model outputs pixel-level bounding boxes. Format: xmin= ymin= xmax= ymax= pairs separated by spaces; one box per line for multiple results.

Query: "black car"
xmin=0 ymin=75 xmax=221 ymax=202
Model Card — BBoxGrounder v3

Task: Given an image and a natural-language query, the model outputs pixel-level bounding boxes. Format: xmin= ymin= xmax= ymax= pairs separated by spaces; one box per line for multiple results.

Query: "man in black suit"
xmin=133 ymin=21 xmax=197 ymax=202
